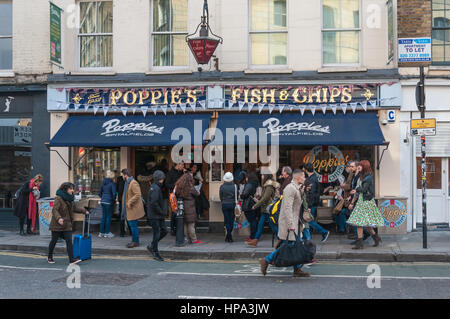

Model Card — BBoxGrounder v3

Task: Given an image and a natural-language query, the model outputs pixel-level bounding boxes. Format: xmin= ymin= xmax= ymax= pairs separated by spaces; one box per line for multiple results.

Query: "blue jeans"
xmin=100 ymin=203 xmax=113 ymax=234
xmin=255 ymin=213 xmax=278 ymax=240
xmin=302 ymin=228 xmax=311 ymax=240
xmin=128 ymin=220 xmax=139 ymax=244
xmin=309 ymin=206 xmax=328 ymax=235
xmin=244 ymin=210 xmax=258 ymax=239
xmin=222 ymin=203 xmax=235 ymax=237
xmin=265 ymin=240 xmax=303 ymax=270
xmin=334 ymin=208 xmax=349 ymax=233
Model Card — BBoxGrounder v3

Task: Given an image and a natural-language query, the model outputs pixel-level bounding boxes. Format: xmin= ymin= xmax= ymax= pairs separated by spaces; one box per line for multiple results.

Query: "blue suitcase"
xmin=73 ymin=212 xmax=92 ymax=260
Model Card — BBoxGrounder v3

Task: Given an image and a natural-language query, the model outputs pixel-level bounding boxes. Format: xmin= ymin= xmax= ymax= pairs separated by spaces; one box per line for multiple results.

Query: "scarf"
xmin=28 ymin=181 xmax=39 ymax=232
xmin=56 ymin=189 xmax=75 ymax=203
xmin=121 ymin=176 xmax=133 ymax=221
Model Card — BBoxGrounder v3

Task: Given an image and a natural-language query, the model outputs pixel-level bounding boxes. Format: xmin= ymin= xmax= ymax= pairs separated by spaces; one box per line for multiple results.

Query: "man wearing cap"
xmin=147 ymin=170 xmax=167 ymax=261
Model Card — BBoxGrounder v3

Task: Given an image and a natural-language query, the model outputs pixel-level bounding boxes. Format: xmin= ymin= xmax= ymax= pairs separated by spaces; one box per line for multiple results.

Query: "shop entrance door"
xmin=415 ymin=157 xmax=448 ymax=225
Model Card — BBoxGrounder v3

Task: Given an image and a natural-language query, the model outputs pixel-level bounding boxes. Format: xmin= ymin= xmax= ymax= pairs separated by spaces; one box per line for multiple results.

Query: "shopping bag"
xmin=272 ymin=231 xmax=315 ymax=267
xmin=233 ymin=211 xmax=250 ymax=237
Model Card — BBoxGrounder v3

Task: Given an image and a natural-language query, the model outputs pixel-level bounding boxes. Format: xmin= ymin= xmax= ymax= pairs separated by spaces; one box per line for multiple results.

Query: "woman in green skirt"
xmin=347 ymin=160 xmax=383 ymax=249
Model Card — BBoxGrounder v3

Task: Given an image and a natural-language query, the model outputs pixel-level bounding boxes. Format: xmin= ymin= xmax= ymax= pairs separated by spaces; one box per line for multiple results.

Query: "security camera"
xmin=198 ymin=67 xmax=203 ymax=72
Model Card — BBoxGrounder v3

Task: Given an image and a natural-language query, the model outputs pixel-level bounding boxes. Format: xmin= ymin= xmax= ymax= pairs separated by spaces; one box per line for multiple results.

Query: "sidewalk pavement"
xmin=0 ymin=229 xmax=449 ymax=262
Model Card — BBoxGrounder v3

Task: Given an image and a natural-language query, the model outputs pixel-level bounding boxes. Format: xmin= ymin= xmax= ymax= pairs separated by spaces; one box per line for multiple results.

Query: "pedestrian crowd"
xmin=12 ymin=159 xmax=385 ymax=275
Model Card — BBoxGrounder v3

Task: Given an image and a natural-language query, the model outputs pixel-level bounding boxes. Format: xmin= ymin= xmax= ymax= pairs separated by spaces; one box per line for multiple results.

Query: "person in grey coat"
xmin=147 ymin=170 xmax=167 ymax=261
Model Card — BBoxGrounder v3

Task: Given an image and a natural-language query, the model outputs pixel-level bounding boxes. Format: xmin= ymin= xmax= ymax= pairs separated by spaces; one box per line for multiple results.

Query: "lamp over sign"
xmin=186 ymin=0 xmax=223 ymax=65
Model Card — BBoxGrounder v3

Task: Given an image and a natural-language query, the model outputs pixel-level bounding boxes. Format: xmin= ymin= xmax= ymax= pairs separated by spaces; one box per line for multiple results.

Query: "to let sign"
xmin=398 ymin=38 xmax=431 ymax=63
xmin=411 ymin=118 xmax=436 ymax=136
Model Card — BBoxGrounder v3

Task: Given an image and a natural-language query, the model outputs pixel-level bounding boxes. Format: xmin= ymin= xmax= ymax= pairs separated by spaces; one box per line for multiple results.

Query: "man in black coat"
xmin=115 ymin=171 xmax=131 ymax=237
xmin=164 ymin=162 xmax=185 ymax=234
xmin=147 ymin=170 xmax=167 ymax=261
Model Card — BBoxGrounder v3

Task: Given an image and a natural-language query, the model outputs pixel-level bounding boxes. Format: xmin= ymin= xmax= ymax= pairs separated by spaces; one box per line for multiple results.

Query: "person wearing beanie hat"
xmin=220 ymin=172 xmax=236 ymax=242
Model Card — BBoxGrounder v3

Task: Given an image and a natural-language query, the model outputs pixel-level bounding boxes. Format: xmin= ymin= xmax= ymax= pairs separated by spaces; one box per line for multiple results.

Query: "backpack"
xmin=169 ymin=187 xmax=178 ymax=213
xmin=268 ymin=195 xmax=282 ymax=226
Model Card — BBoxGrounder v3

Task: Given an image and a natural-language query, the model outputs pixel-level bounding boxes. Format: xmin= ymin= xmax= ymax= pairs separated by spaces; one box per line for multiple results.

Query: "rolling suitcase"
xmin=73 ymin=210 xmax=92 ymax=261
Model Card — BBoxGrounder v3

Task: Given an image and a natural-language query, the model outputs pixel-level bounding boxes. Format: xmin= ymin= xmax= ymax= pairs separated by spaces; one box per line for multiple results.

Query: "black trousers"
xmin=48 ymin=231 xmax=74 ymax=261
xmin=120 ymin=219 xmax=132 ymax=236
xmin=150 ymin=219 xmax=168 ymax=253
xmin=19 ymin=217 xmax=32 ymax=232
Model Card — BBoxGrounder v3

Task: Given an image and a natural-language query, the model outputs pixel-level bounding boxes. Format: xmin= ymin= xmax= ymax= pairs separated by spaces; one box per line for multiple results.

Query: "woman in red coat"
xmin=14 ymin=174 xmax=43 ymax=235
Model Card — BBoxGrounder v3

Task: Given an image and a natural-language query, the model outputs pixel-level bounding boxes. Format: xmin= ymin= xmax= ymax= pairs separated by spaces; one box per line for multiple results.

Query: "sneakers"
xmin=321 ymin=231 xmax=330 ymax=243
xmin=47 ymin=257 xmax=55 ymax=264
xmin=104 ymin=232 xmax=115 ymax=238
xmin=98 ymin=233 xmax=104 ymax=238
xmin=69 ymin=258 xmax=82 ymax=265
xmin=154 ymin=253 xmax=164 ymax=262
xmin=192 ymin=240 xmax=203 ymax=244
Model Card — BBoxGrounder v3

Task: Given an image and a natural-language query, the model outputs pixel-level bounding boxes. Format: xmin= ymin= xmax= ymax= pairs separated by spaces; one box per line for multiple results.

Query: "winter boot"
xmin=372 ymin=234 xmax=382 ymax=247
xmin=352 ymin=238 xmax=364 ymax=250
xmin=293 ymin=268 xmax=311 ymax=277
xmin=259 ymin=258 xmax=269 ymax=276
xmin=246 ymin=239 xmax=258 ymax=248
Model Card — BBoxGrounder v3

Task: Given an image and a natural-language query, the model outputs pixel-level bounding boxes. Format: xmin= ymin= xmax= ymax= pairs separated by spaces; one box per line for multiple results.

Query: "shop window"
xmin=79 ymin=1 xmax=113 ymax=68
xmin=0 ymin=118 xmax=32 ymax=208
xmin=72 ymin=147 xmax=120 ymax=196
xmin=432 ymin=0 xmax=450 ymax=65
xmin=152 ymin=0 xmax=188 ymax=67
xmin=250 ymin=0 xmax=287 ymax=66
xmin=416 ymin=157 xmax=442 ymax=190
xmin=322 ymin=0 xmax=360 ymax=65
xmin=0 ymin=0 xmax=12 ymax=70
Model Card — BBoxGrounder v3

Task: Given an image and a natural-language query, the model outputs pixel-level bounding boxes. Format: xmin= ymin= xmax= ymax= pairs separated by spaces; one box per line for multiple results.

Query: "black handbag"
xmin=242 ymin=196 xmax=256 ymax=212
xmin=272 ymin=231 xmax=316 ymax=267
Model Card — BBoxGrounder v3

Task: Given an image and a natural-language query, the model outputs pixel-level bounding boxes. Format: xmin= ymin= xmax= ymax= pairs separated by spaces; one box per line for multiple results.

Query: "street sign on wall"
xmin=398 ymin=38 xmax=432 ymax=63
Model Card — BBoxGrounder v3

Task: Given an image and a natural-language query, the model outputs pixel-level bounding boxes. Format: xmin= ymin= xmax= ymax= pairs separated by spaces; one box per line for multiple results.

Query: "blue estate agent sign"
xmin=398 ymin=38 xmax=431 ymax=63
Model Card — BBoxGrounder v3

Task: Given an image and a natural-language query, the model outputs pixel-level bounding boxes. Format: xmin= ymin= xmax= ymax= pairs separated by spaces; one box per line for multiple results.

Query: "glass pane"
xmin=270 ymin=0 xmax=286 ymax=30
xmin=340 ymin=31 xmax=359 ymax=63
xmin=0 ymin=38 xmax=12 ymax=69
xmin=0 ymin=118 xmax=32 ymax=207
xmin=445 ymin=44 xmax=450 ymax=62
xmin=341 ymin=0 xmax=359 ymax=29
xmin=269 ymin=33 xmax=287 ymax=65
xmin=432 ymin=0 xmax=445 ymax=10
xmin=323 ymin=31 xmax=339 ymax=64
xmin=172 ymin=0 xmax=188 ymax=32
xmin=0 ymin=2 xmax=12 ymax=36
xmin=433 ymin=9 xmax=447 ymax=27
xmin=251 ymin=33 xmax=269 ymax=65
xmin=153 ymin=34 xmax=170 ymax=66
xmin=97 ymin=1 xmax=113 ymax=33
xmin=433 ymin=29 xmax=446 ymax=45
xmin=172 ymin=34 xmax=188 ymax=66
xmin=80 ymin=36 xmax=97 ymax=67
xmin=80 ymin=2 xmax=97 ymax=34
xmin=153 ymin=0 xmax=170 ymax=32
xmin=433 ymin=44 xmax=444 ymax=62
xmin=98 ymin=35 xmax=113 ymax=67
xmin=251 ymin=0 xmax=269 ymax=31
xmin=416 ymin=158 xmax=442 ymax=189
xmin=323 ymin=0 xmax=340 ymax=29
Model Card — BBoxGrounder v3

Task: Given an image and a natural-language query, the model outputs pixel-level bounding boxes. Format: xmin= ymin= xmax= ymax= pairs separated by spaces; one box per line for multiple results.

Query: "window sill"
xmin=69 ymin=71 xmax=116 ymax=76
xmin=429 ymin=65 xmax=450 ymax=71
xmin=146 ymin=70 xmax=193 ymax=75
xmin=317 ymin=66 xmax=367 ymax=73
xmin=244 ymin=68 xmax=293 ymax=74
xmin=0 ymin=71 xmax=15 ymax=77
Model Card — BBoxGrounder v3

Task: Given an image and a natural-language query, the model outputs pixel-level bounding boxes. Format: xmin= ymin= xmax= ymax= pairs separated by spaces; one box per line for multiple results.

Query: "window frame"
xmin=321 ymin=0 xmax=362 ymax=67
xmin=150 ymin=0 xmax=189 ymax=71
xmin=77 ymin=0 xmax=114 ymax=71
xmin=431 ymin=0 xmax=450 ymax=66
xmin=248 ymin=0 xmax=289 ymax=69
xmin=0 ymin=0 xmax=13 ymax=71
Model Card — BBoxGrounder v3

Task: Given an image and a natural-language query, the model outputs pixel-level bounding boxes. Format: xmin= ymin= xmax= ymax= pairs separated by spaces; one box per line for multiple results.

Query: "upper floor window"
xmin=0 ymin=0 xmax=13 ymax=70
xmin=322 ymin=0 xmax=360 ymax=65
xmin=79 ymin=1 xmax=113 ymax=68
xmin=250 ymin=0 xmax=287 ymax=66
xmin=432 ymin=0 xmax=450 ymax=65
xmin=152 ymin=0 xmax=188 ymax=67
